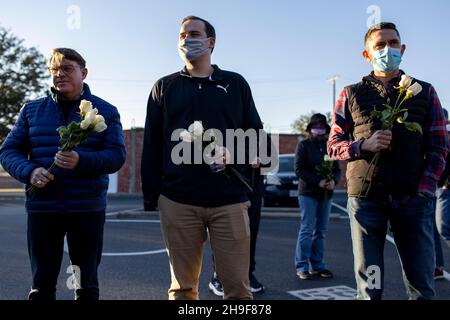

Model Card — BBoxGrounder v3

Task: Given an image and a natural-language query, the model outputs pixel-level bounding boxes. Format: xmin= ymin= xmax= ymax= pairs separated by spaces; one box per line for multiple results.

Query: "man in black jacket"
xmin=141 ymin=16 xmax=263 ymax=300
xmin=294 ymin=113 xmax=341 ymax=280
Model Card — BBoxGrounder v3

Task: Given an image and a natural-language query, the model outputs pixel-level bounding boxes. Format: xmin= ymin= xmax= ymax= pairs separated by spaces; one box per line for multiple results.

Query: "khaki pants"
xmin=158 ymin=195 xmax=252 ymax=300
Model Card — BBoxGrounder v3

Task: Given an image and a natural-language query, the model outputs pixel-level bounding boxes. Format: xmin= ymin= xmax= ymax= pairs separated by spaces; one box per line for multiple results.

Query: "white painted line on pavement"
xmin=332 ymin=202 xmax=347 ymax=212
xmin=331 ymin=201 xmax=450 ymax=283
xmin=63 ymin=217 xmax=167 ymax=257
xmin=332 ymin=202 xmax=349 ymax=219
xmin=444 ymin=271 xmax=450 ymax=282
xmin=102 ymin=249 xmax=167 ymax=257
xmin=385 ymin=234 xmax=396 ymax=245
xmin=105 ymin=208 xmax=142 ymax=217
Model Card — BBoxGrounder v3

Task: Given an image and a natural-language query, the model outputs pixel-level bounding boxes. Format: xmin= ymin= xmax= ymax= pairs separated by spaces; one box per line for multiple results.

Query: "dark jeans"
xmin=347 ymin=195 xmax=435 ymax=300
xmin=27 ymin=211 xmax=105 ymax=300
xmin=248 ymin=176 xmax=264 ymax=276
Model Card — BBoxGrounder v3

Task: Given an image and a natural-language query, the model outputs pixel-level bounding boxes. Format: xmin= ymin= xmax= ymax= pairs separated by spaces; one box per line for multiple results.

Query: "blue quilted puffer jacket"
xmin=0 ymin=83 xmax=126 ymax=214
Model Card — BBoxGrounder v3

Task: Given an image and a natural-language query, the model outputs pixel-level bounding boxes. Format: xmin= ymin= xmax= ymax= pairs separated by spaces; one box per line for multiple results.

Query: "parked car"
xmin=263 ymin=154 xmax=299 ymax=207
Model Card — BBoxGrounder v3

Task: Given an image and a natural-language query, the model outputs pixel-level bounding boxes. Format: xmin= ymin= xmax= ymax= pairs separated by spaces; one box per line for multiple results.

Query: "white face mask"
xmin=178 ymin=38 xmax=211 ymax=62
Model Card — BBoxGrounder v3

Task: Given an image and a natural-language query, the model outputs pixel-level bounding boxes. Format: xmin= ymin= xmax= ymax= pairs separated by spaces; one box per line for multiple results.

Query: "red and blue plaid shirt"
xmin=327 ymin=72 xmax=449 ymax=197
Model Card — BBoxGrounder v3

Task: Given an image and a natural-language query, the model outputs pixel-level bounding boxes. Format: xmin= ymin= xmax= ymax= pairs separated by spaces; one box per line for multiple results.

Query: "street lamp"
xmin=328 ymin=75 xmax=340 ymax=109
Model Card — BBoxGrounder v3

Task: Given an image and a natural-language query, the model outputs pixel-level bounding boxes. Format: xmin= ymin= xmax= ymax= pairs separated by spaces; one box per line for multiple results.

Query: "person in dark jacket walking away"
xmin=0 ymin=48 xmax=126 ymax=300
xmin=141 ymin=16 xmax=263 ymax=300
xmin=328 ymin=23 xmax=449 ymax=300
xmin=294 ymin=113 xmax=341 ymax=280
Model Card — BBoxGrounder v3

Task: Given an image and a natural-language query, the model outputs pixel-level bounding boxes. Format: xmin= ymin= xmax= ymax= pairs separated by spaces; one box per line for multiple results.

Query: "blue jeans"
xmin=347 ymin=195 xmax=435 ymax=300
xmin=295 ymin=195 xmax=332 ymax=273
xmin=436 ymin=188 xmax=450 ymax=247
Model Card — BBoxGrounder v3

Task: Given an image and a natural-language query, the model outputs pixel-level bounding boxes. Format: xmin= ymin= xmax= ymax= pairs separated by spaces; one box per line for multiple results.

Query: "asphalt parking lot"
xmin=0 ymin=193 xmax=449 ymax=300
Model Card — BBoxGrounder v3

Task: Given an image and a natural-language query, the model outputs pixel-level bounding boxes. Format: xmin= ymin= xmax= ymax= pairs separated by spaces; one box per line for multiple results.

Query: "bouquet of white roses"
xmin=180 ymin=121 xmax=253 ymax=192
xmin=27 ymin=100 xmax=107 ymax=196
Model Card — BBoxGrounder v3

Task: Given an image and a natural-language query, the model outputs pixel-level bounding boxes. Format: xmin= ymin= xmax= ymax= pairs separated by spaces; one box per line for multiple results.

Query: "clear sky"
xmin=1 ymin=0 xmax=449 ymax=132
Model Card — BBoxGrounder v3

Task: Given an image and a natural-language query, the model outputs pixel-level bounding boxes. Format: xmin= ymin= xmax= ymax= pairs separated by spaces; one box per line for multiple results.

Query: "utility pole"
xmin=328 ymin=75 xmax=340 ymax=109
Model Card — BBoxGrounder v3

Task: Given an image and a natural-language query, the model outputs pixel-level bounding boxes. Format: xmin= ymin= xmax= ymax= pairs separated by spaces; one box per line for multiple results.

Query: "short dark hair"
xmin=182 ymin=16 xmax=216 ymax=39
xmin=365 ymin=22 xmax=401 ymax=45
xmin=49 ymin=48 xmax=86 ymax=68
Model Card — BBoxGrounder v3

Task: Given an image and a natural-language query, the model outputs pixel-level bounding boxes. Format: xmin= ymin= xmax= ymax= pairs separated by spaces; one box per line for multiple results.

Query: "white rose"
xmin=180 ymin=130 xmax=193 ymax=142
xmin=324 ymin=154 xmax=331 ymax=162
xmin=80 ymin=109 xmax=98 ymax=130
xmin=188 ymin=121 xmax=204 ymax=139
xmin=79 ymin=100 xmax=93 ymax=115
xmin=93 ymin=115 xmax=105 ymax=126
xmin=212 ymin=146 xmax=231 ymax=165
xmin=406 ymin=82 xmax=423 ymax=99
xmin=80 ymin=119 xmax=91 ymax=130
xmin=399 ymin=75 xmax=413 ymax=89
xmin=93 ymin=121 xmax=108 ymax=133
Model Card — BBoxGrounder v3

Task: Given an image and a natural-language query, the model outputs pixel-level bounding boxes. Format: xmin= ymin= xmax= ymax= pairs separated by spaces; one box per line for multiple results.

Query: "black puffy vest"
xmin=346 ymin=75 xmax=431 ymax=200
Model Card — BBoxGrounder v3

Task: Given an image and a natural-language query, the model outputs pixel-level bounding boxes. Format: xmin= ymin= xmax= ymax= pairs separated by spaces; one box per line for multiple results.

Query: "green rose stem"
xmin=225 ymin=166 xmax=253 ymax=193
xmin=25 ymin=141 xmax=71 ymax=197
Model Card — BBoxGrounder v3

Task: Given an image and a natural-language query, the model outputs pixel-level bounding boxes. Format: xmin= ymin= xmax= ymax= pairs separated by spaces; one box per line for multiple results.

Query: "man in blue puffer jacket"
xmin=0 ymin=48 xmax=126 ymax=300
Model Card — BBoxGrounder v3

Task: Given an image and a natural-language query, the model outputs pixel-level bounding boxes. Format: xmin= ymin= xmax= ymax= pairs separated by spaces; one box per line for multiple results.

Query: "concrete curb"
xmin=0 ymin=192 xmax=348 ymax=219
xmin=0 ymin=190 xmax=349 ymax=199
xmin=0 ymin=192 xmax=145 ymax=200
xmin=106 ymin=209 xmax=346 ymax=220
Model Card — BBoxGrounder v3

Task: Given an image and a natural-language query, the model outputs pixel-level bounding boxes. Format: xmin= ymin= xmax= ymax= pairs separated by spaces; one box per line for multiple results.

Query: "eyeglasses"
xmin=48 ymin=64 xmax=81 ymax=76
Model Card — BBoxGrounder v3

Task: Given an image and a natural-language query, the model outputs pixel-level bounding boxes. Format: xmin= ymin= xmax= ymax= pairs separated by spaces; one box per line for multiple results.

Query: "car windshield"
xmin=278 ymin=156 xmax=294 ymax=173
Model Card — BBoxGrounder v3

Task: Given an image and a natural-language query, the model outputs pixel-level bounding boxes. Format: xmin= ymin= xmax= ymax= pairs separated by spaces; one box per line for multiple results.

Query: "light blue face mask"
xmin=372 ymin=46 xmax=402 ymax=73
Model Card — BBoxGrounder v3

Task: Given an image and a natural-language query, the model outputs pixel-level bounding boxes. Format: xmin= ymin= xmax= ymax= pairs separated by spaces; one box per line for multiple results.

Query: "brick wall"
xmin=118 ymin=128 xmax=144 ymax=193
xmin=277 ymin=134 xmax=303 ymax=155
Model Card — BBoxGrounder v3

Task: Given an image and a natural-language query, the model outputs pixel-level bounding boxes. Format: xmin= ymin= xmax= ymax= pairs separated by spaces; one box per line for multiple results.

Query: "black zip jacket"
xmin=141 ymin=65 xmax=263 ymax=207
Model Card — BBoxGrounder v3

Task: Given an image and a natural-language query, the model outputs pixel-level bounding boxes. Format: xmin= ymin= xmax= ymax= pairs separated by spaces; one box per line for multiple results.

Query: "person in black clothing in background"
xmin=209 ymin=157 xmax=265 ymax=297
xmin=141 ymin=16 xmax=263 ymax=300
xmin=294 ymin=113 xmax=341 ymax=280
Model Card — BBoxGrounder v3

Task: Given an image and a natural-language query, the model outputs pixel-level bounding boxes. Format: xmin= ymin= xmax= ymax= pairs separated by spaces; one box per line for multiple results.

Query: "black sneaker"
xmin=249 ymin=274 xmax=265 ymax=293
xmin=297 ymin=271 xmax=313 ymax=280
xmin=310 ymin=269 xmax=334 ymax=279
xmin=208 ymin=276 xmax=224 ymax=297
